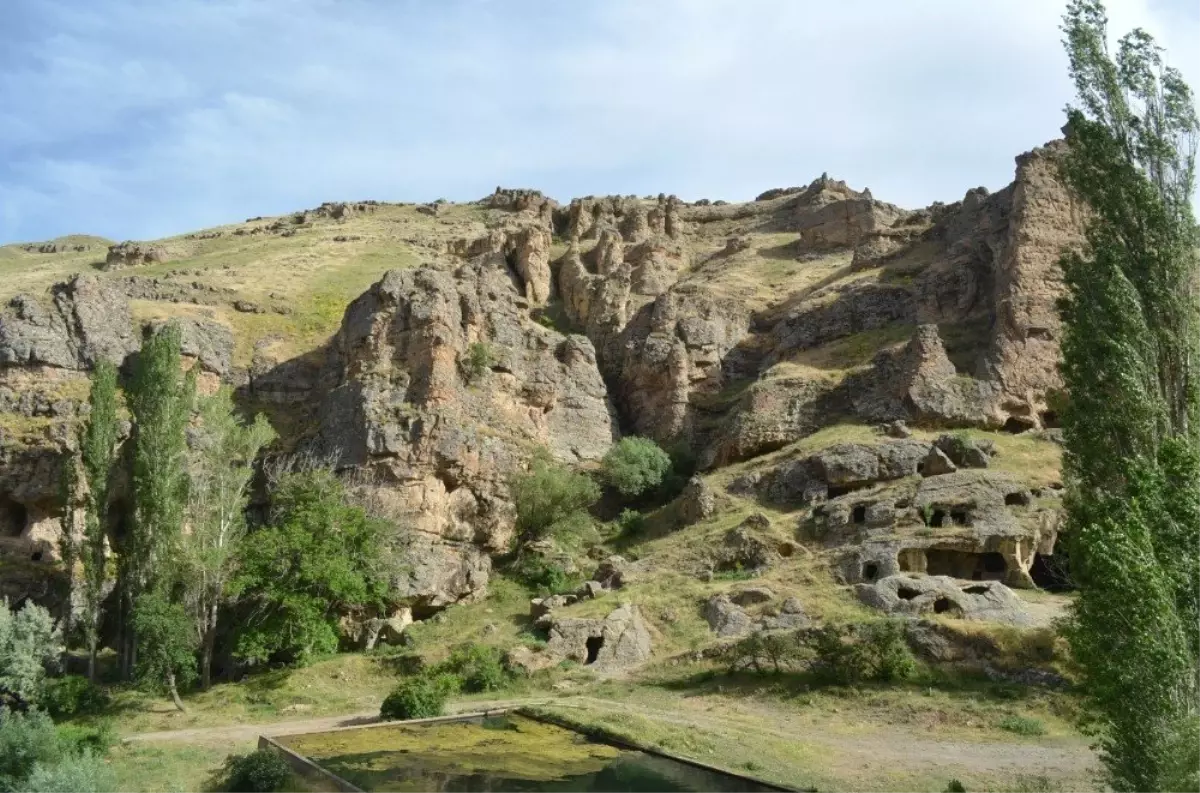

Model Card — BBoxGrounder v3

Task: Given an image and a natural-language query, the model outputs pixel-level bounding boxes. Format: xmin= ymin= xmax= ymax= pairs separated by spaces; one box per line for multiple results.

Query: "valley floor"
xmin=101 ymin=654 xmax=1100 ymax=793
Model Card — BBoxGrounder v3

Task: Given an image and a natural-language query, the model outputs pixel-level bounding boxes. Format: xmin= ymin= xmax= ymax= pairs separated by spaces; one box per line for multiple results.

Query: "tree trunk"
xmin=87 ymin=635 xmax=97 ymax=682
xmin=167 ymin=672 xmax=186 ymax=712
xmin=200 ymin=626 xmax=215 ymax=690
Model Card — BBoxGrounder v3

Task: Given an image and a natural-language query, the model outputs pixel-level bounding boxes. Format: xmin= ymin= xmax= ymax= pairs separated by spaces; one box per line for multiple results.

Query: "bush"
xmin=600 ymin=437 xmax=672 ymax=498
xmin=616 ymin=508 xmax=646 ymax=537
xmin=0 ymin=601 xmax=62 ymax=709
xmin=997 ymin=715 xmax=1047 ymax=736
xmin=510 ymin=454 xmax=600 ymax=545
xmin=511 ymin=557 xmax=581 ymax=597
xmin=23 ymin=751 xmax=115 ymax=793
xmin=810 ymin=620 xmax=917 ymax=685
xmin=945 ymin=780 xmax=967 ymax=793
xmin=0 ymin=710 xmax=62 ymax=791
xmin=462 ymin=342 xmax=494 ymax=382
xmin=42 ymin=676 xmax=110 ymax=719
xmin=55 ymin=722 xmax=117 ymax=757
xmin=380 ymin=673 xmax=456 ymax=721
xmin=726 ymin=631 xmax=806 ymax=675
xmin=219 ymin=749 xmax=292 ymax=793
xmin=439 ymin=644 xmax=510 ymax=693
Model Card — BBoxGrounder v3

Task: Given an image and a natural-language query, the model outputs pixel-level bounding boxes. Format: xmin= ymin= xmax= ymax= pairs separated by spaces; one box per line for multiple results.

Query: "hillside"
xmin=0 ymin=140 xmax=1088 ymax=788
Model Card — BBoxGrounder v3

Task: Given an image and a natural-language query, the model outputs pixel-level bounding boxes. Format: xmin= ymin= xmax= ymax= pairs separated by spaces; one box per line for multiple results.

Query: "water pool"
xmin=279 ymin=712 xmax=790 ymax=792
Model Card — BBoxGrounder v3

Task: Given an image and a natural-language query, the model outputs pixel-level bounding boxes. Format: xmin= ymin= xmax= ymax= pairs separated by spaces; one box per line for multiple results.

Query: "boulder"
xmin=545 ymin=604 xmax=652 ymax=668
xmin=676 ymin=476 xmax=716 ymax=526
xmin=591 ymin=556 xmax=628 ymax=590
xmin=920 ymin=446 xmax=958 ymax=477
xmin=934 ymin=434 xmax=993 ymax=469
xmin=730 ymin=586 xmax=775 ymax=606
xmin=506 ymin=645 xmax=558 ymax=675
xmin=703 ymin=594 xmax=753 ymax=637
xmin=713 ymin=519 xmax=778 ymax=574
xmin=856 ymin=574 xmax=1032 ymax=625
xmin=104 ymin=241 xmax=168 ymax=270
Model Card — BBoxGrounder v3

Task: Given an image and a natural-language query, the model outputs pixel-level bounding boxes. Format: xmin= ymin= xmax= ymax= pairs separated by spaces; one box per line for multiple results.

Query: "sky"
xmin=1 ymin=0 xmax=1198 ymax=244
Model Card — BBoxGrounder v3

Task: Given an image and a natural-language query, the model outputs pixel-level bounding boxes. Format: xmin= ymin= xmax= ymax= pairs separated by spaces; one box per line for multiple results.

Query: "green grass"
xmin=107 ymin=742 xmax=242 ymax=793
xmin=998 ymin=715 xmax=1048 ymax=736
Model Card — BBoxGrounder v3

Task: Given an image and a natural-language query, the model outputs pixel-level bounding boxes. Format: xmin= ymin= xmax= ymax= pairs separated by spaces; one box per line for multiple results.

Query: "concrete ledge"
xmin=257 ymin=734 xmax=362 ymax=793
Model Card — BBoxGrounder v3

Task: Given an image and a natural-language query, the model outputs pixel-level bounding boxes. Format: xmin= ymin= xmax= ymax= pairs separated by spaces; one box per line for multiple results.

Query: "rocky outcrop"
xmin=545 ymin=604 xmax=652 ymax=669
xmin=857 ymin=574 xmax=1032 ymax=626
xmin=0 ymin=276 xmax=137 ymax=371
xmin=446 ymin=225 xmax=553 ymax=305
xmin=104 ymin=242 xmax=168 ymax=270
xmin=311 ymin=260 xmax=617 ymax=607
xmin=703 ymin=594 xmax=753 ymax=637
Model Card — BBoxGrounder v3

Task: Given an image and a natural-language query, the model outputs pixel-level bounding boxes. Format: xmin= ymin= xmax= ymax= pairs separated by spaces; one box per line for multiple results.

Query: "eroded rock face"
xmin=0 ymin=276 xmax=137 ymax=371
xmin=545 ymin=604 xmax=652 ymax=668
xmin=856 ymin=574 xmax=1032 ymax=626
xmin=311 ymin=261 xmax=617 ymax=607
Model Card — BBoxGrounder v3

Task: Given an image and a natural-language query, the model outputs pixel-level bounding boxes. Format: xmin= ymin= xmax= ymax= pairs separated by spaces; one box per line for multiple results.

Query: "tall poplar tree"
xmin=120 ymin=324 xmax=194 ymax=678
xmin=1058 ymin=2 xmax=1199 ymax=790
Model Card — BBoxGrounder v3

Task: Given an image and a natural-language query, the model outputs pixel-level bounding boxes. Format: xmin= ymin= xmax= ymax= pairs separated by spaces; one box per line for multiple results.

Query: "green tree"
xmin=77 ymin=360 xmax=121 ymax=681
xmin=0 ymin=601 xmax=61 ymax=710
xmin=121 ymin=324 xmax=194 ymax=678
xmin=181 ymin=387 xmax=275 ymax=689
xmin=509 ymin=452 xmax=600 ymax=546
xmin=1058 ymin=3 xmax=1199 ymax=790
xmin=131 ymin=593 xmax=196 ymax=712
xmin=230 ymin=470 xmax=389 ymax=666
xmin=600 ymin=436 xmax=672 ymax=498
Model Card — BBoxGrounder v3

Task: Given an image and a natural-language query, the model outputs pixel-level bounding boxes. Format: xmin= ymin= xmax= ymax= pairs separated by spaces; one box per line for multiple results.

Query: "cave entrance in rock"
xmin=1030 ymin=548 xmax=1073 ymax=592
xmin=1 ymin=498 xmax=27 ymax=538
xmin=862 ymin=562 xmax=879 ymax=581
xmin=585 ymin=636 xmax=604 ymax=665
xmin=852 ymin=505 xmax=867 ymax=524
xmin=925 ymin=549 xmax=1006 ymax=581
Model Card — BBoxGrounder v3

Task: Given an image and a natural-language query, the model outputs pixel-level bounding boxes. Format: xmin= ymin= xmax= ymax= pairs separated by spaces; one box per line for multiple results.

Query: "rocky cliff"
xmin=0 ymin=141 xmax=1083 ymax=634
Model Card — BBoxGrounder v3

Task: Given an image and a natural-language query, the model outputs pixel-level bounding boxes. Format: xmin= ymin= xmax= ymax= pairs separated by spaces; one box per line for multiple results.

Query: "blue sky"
xmin=1 ymin=0 xmax=1197 ymax=244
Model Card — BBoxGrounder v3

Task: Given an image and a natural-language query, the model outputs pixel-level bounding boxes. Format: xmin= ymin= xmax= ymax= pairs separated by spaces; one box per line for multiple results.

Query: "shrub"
xmin=511 ymin=557 xmax=580 ymax=597
xmin=42 ymin=676 xmax=110 ymax=719
xmin=600 ymin=437 xmax=672 ymax=498
xmin=23 ymin=751 xmax=116 ymax=793
xmin=0 ymin=710 xmax=62 ymax=791
xmin=0 ymin=601 xmax=62 ymax=709
xmin=380 ymin=674 xmax=455 ymax=721
xmin=439 ymin=644 xmax=510 ymax=693
xmin=219 ymin=749 xmax=292 ymax=793
xmin=510 ymin=454 xmax=600 ymax=545
xmin=616 ymin=508 xmax=646 ymax=537
xmin=726 ymin=631 xmax=806 ymax=675
xmin=945 ymin=780 xmax=967 ymax=793
xmin=810 ymin=620 xmax=917 ymax=685
xmin=462 ymin=342 xmax=494 ymax=382
xmin=55 ymin=722 xmax=117 ymax=757
xmin=997 ymin=715 xmax=1047 ymax=736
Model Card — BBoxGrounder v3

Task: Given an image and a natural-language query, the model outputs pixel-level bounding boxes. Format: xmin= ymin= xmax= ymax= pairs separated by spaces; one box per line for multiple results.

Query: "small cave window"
xmin=897 ymin=586 xmax=921 ymax=601
xmin=862 ymin=562 xmax=879 ymax=581
xmin=827 ymin=483 xmax=864 ymax=499
xmin=916 ymin=461 xmax=925 ymax=475
xmin=852 ymin=505 xmax=867 ymax=524
xmin=927 ymin=509 xmax=946 ymax=528
xmin=1040 ymin=410 xmax=1060 ymax=429
xmin=585 ymin=636 xmax=604 ymax=665
xmin=932 ymin=597 xmax=954 ymax=614
xmin=30 ymin=550 xmax=43 ymax=562
xmin=950 ymin=509 xmax=969 ymax=526
xmin=1004 ymin=492 xmax=1030 ymax=507
xmin=963 ymin=585 xmax=989 ymax=595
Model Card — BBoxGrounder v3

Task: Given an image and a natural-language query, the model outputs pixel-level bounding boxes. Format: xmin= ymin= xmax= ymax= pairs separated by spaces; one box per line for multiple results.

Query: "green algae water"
xmin=280 ymin=713 xmax=785 ymax=792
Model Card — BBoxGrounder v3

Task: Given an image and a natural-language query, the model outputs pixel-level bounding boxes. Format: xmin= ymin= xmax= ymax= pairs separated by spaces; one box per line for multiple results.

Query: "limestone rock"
xmin=935 ymin=434 xmax=993 ymax=468
xmin=730 ymin=586 xmax=775 ymax=606
xmin=545 ymin=604 xmax=652 ymax=668
xmin=703 ymin=594 xmax=753 ymax=637
xmin=104 ymin=241 xmax=168 ymax=270
xmin=920 ymin=446 xmax=958 ymax=477
xmin=713 ymin=516 xmax=779 ymax=574
xmin=676 ymin=476 xmax=716 ymax=526
xmin=506 ymin=645 xmax=557 ymax=675
xmin=856 ymin=574 xmax=1032 ymax=626
xmin=591 ymin=556 xmax=628 ymax=590
xmin=0 ymin=276 xmax=136 ymax=370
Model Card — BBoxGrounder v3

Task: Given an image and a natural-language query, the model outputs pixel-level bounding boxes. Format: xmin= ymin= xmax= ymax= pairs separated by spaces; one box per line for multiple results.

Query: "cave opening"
xmin=1005 ymin=492 xmax=1030 ymax=507
xmin=926 ymin=549 xmax=1006 ymax=581
xmin=585 ymin=636 xmax=604 ymax=665
xmin=1040 ymin=410 xmax=1060 ymax=429
xmin=897 ymin=586 xmax=921 ymax=601
xmin=1002 ymin=416 xmax=1034 ymax=434
xmin=862 ymin=562 xmax=879 ymax=581
xmin=852 ymin=505 xmax=867 ymax=524
xmin=949 ymin=509 xmax=970 ymax=526
xmin=1 ymin=499 xmax=27 ymax=538
xmin=928 ymin=509 xmax=946 ymax=528
xmin=932 ymin=597 xmax=954 ymax=614
xmin=1030 ymin=549 xmax=1074 ymax=592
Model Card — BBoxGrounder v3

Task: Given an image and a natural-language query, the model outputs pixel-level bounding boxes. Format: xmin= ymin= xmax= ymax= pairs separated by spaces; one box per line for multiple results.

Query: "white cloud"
xmin=0 ymin=0 xmax=1196 ymax=243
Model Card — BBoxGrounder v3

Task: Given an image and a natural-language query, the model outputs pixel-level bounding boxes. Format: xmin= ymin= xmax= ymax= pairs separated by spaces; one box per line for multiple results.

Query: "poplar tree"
xmin=120 ymin=324 xmax=194 ymax=678
xmin=181 ymin=386 xmax=275 ymax=688
xmin=79 ymin=360 xmax=121 ymax=681
xmin=1058 ymin=3 xmax=1199 ymax=789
